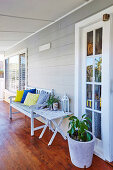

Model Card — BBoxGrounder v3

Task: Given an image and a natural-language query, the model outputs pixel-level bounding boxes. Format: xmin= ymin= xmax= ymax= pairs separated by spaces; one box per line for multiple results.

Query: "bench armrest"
xmin=9 ymin=96 xmax=16 ymax=103
xmin=9 ymin=96 xmax=16 ymax=99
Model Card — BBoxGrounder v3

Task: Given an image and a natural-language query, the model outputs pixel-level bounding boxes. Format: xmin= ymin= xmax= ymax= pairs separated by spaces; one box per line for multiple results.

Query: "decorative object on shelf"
xmin=87 ymin=100 xmax=92 ymax=108
xmin=103 ymin=14 xmax=110 ymax=21
xmin=87 ymin=91 xmax=92 ymax=99
xmin=67 ymin=114 xmax=95 ymax=168
xmin=87 ymin=42 xmax=93 ymax=56
xmin=47 ymin=95 xmax=60 ymax=111
xmin=87 ymin=65 xmax=93 ymax=82
xmin=61 ymin=94 xmax=69 ymax=112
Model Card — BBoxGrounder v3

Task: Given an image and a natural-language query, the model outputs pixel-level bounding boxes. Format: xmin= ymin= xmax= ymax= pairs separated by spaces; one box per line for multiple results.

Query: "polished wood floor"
xmin=0 ymin=101 xmax=113 ymax=170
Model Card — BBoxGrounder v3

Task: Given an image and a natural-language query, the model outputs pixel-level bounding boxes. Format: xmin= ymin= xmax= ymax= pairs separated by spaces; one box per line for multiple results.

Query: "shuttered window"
xmin=5 ymin=53 xmax=25 ymax=92
xmin=19 ymin=54 xmax=25 ymax=90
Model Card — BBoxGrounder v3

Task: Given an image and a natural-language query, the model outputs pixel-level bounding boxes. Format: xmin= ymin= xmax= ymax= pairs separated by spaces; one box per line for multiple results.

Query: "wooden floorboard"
xmin=0 ymin=101 xmax=113 ymax=170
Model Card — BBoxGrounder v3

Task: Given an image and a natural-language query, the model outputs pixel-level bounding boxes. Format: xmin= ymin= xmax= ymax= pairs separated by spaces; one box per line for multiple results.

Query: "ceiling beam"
xmin=0 ymin=40 xmax=19 ymax=41
xmin=0 ymin=13 xmax=54 ymax=22
xmin=0 ymin=31 xmax=33 ymax=33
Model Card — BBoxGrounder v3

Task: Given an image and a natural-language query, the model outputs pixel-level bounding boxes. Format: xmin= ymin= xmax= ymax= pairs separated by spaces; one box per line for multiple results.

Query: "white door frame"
xmin=74 ymin=6 xmax=113 ymax=162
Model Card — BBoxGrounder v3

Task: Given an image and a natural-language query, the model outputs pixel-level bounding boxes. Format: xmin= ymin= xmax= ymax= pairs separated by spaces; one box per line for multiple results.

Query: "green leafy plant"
xmin=95 ymin=57 xmax=102 ymax=82
xmin=68 ymin=114 xmax=92 ymax=142
xmin=47 ymin=95 xmax=60 ymax=107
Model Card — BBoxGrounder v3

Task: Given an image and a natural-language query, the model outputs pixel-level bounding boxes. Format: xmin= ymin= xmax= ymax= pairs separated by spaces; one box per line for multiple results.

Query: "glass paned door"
xmin=86 ymin=27 xmax=102 ymax=140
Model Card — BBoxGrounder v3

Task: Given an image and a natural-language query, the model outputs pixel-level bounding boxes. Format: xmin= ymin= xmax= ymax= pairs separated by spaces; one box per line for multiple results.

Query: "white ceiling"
xmin=0 ymin=0 xmax=89 ymax=52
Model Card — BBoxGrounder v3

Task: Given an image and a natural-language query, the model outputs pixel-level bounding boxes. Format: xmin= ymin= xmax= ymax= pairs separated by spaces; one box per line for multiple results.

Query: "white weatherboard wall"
xmin=4 ymin=0 xmax=113 ymax=157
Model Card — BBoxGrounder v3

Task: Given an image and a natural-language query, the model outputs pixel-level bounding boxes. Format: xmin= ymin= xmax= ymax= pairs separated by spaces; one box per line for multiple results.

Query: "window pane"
xmin=5 ymin=54 xmax=26 ymax=92
xmin=87 ymin=57 xmax=93 ymax=82
xmin=9 ymin=55 xmax=19 ymax=91
xmin=95 ymin=57 xmax=102 ymax=82
xmin=95 ymin=28 xmax=102 ymax=55
xmin=87 ymin=31 xmax=93 ymax=56
xmin=86 ymin=84 xmax=92 ymax=108
xmin=94 ymin=112 xmax=101 ymax=140
xmin=86 ymin=110 xmax=92 ymax=132
xmin=94 ymin=85 xmax=101 ymax=111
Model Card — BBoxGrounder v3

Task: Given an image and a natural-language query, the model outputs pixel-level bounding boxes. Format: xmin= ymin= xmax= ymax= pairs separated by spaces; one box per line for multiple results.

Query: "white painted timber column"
xmin=102 ymin=18 xmax=112 ymax=162
xmin=109 ymin=13 xmax=113 ymax=162
xmin=74 ymin=26 xmax=81 ymax=118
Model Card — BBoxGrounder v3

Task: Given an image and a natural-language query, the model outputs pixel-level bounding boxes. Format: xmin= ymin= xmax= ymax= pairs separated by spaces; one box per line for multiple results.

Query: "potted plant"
xmin=67 ymin=114 xmax=95 ymax=168
xmin=53 ymin=97 xmax=60 ymax=111
xmin=47 ymin=95 xmax=60 ymax=111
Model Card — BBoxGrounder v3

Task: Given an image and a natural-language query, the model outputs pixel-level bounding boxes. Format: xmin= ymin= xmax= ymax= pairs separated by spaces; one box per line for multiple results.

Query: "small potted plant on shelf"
xmin=47 ymin=95 xmax=60 ymax=111
xmin=67 ymin=114 xmax=95 ymax=168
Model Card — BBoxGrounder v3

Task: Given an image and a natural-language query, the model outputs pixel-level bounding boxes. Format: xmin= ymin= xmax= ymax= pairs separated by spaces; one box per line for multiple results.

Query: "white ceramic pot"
xmin=67 ymin=132 xmax=95 ymax=168
xmin=53 ymin=102 xmax=58 ymax=111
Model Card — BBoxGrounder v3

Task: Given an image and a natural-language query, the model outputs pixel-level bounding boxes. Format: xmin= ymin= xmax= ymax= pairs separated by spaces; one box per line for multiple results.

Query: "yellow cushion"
xmin=15 ymin=90 xmax=24 ymax=102
xmin=24 ymin=92 xmax=39 ymax=106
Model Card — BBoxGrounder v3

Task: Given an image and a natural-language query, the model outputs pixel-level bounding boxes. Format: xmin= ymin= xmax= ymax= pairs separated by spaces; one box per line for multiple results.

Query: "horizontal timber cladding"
xmin=5 ymin=0 xmax=113 ymax=115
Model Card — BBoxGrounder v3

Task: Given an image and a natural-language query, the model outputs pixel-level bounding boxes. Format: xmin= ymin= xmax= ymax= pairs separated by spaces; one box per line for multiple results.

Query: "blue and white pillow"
xmin=21 ymin=89 xmax=36 ymax=103
xmin=37 ymin=90 xmax=49 ymax=106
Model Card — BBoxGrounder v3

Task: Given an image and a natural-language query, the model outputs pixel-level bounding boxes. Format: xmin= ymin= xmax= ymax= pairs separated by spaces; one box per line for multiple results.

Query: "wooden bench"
xmin=9 ymin=87 xmax=54 ymax=136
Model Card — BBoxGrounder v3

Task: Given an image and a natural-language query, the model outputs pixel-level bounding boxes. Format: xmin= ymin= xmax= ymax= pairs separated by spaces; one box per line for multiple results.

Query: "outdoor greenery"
xmin=95 ymin=57 xmax=102 ymax=82
xmin=87 ymin=57 xmax=102 ymax=82
xmin=68 ymin=114 xmax=92 ymax=142
xmin=87 ymin=65 xmax=93 ymax=82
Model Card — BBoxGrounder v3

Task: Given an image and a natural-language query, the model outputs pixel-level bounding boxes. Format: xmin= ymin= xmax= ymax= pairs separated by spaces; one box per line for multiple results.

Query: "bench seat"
xmin=9 ymin=87 xmax=54 ymax=136
xmin=12 ymin=101 xmax=30 ymax=113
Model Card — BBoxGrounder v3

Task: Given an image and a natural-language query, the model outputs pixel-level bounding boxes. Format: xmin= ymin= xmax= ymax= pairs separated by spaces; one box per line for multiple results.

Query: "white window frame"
xmin=74 ymin=6 xmax=113 ymax=162
xmin=4 ymin=48 xmax=28 ymax=93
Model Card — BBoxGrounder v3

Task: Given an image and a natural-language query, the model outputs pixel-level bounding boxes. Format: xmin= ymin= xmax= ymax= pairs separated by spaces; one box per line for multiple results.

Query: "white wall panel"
xmin=4 ymin=0 xmax=113 ymax=135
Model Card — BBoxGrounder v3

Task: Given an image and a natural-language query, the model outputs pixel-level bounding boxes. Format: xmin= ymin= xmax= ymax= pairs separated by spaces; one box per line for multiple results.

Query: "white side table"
xmin=34 ymin=109 xmax=72 ymax=146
